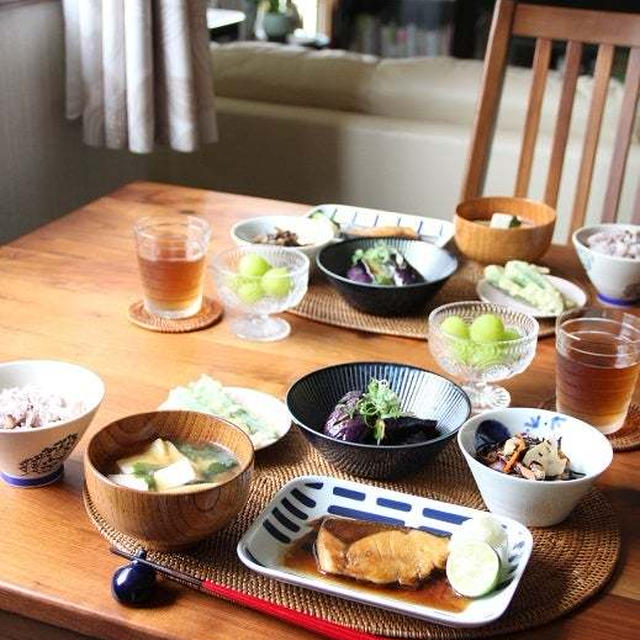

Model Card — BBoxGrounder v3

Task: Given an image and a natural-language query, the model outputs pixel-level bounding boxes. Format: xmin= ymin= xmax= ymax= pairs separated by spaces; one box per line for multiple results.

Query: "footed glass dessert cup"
xmin=428 ymin=302 xmax=539 ymax=413
xmin=210 ymin=246 xmax=309 ymax=341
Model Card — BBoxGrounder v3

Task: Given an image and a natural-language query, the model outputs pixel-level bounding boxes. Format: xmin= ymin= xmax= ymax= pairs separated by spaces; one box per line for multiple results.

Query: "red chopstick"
xmin=201 ymin=579 xmax=383 ymax=640
xmin=111 ymin=548 xmax=382 ymax=640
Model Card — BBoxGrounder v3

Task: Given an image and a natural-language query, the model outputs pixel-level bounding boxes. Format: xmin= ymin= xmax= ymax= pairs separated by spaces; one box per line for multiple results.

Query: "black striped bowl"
xmin=316 ymin=238 xmax=458 ymax=316
xmin=286 ymin=362 xmax=471 ymax=479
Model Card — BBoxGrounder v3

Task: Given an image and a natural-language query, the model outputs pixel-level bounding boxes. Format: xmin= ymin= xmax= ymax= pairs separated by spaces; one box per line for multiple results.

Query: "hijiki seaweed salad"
xmin=324 ymin=378 xmax=439 ymax=445
xmin=347 ymin=241 xmax=423 ymax=286
xmin=475 ymin=419 xmax=584 ymax=481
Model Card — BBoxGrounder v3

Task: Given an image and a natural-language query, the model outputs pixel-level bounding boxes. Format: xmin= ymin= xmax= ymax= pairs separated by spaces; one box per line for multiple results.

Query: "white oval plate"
xmin=159 ymin=386 xmax=290 ymax=451
xmin=224 ymin=387 xmax=291 ymax=450
xmin=476 ymin=275 xmax=587 ymax=319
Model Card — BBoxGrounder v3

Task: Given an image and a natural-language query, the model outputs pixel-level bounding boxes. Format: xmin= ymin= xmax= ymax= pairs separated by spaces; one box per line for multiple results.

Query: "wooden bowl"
xmin=454 ymin=197 xmax=556 ymax=264
xmin=84 ymin=411 xmax=254 ymax=550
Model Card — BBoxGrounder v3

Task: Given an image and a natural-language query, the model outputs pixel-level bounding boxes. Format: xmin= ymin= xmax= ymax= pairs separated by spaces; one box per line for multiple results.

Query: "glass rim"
xmin=557 ymin=310 xmax=640 ymax=359
xmin=133 ymin=214 xmax=211 ymax=241
xmin=209 ymin=246 xmax=310 ymax=279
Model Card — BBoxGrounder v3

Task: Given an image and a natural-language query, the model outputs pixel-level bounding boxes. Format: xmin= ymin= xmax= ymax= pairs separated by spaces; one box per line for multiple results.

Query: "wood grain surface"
xmin=454 ymin=196 xmax=555 ymax=264
xmin=85 ymin=410 xmax=254 ymax=550
xmin=0 ymin=182 xmax=638 ymax=640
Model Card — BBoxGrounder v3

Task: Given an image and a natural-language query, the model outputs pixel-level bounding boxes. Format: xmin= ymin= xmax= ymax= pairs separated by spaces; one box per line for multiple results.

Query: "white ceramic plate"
xmin=307 ymin=204 xmax=455 ymax=247
xmin=476 ymin=275 xmax=587 ymax=319
xmin=158 ymin=386 xmax=290 ymax=451
xmin=237 ymin=475 xmax=533 ymax=628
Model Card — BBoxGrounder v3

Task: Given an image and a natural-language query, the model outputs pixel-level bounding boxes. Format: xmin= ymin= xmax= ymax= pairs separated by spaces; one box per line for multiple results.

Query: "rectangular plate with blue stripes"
xmin=237 ymin=475 xmax=532 ymax=628
xmin=306 ymin=204 xmax=455 ymax=248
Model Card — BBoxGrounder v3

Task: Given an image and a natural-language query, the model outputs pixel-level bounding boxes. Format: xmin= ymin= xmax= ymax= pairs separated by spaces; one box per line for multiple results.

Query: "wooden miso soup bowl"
xmin=84 ymin=411 xmax=254 ymax=550
xmin=455 ymin=196 xmax=556 ymax=264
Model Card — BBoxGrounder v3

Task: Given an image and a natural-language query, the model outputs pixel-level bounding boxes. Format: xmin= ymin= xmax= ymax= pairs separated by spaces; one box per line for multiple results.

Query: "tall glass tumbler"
xmin=556 ymin=308 xmax=640 ymax=434
xmin=134 ymin=215 xmax=211 ymax=319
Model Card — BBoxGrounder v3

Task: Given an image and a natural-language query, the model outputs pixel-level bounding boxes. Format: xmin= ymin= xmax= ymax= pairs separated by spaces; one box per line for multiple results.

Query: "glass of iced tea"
xmin=134 ymin=215 xmax=211 ymax=319
xmin=556 ymin=308 xmax=640 ymax=434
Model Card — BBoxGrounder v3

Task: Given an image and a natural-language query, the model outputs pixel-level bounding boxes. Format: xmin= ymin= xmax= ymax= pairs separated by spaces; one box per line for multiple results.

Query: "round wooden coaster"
xmin=127 ymin=297 xmax=223 ymax=333
xmin=538 ymin=396 xmax=640 ymax=452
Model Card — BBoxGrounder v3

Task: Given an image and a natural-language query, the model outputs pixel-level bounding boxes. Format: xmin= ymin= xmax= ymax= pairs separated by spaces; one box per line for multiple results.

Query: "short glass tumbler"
xmin=134 ymin=215 xmax=211 ymax=319
xmin=556 ymin=307 xmax=640 ymax=434
xmin=210 ymin=246 xmax=309 ymax=341
xmin=428 ymin=302 xmax=539 ymax=413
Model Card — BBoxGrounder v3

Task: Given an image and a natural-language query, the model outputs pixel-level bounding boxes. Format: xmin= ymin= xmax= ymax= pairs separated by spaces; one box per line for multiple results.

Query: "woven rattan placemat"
xmin=538 ymin=396 xmax=640 ymax=452
xmin=84 ymin=429 xmax=620 ymax=639
xmin=289 ymin=262 xmax=557 ymax=340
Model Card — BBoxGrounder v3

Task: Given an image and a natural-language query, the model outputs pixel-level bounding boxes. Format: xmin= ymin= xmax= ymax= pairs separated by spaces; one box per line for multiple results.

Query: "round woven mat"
xmin=127 ymin=297 xmax=223 ymax=333
xmin=289 ymin=261 xmax=557 ymax=340
xmin=84 ymin=429 xmax=620 ymax=639
xmin=538 ymin=396 xmax=640 ymax=452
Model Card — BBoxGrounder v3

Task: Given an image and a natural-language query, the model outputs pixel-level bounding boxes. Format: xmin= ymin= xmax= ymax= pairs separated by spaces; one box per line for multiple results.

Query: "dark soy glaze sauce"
xmin=282 ymin=521 xmax=469 ymax=613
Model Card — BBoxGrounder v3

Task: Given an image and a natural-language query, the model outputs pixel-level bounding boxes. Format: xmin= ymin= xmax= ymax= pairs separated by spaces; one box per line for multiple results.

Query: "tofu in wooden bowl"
xmin=84 ymin=410 xmax=254 ymax=550
xmin=455 ymin=197 xmax=556 ymax=264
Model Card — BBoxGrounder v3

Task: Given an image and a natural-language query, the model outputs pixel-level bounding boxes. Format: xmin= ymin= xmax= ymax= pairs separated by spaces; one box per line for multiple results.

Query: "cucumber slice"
xmin=446 ymin=540 xmax=500 ymax=598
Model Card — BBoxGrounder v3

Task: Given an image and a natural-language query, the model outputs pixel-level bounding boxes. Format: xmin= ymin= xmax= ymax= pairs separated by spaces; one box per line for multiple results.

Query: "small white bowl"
xmin=573 ymin=223 xmax=640 ymax=306
xmin=0 ymin=360 xmax=104 ymax=487
xmin=458 ymin=408 xmax=612 ymax=527
xmin=230 ymin=215 xmax=335 ymax=272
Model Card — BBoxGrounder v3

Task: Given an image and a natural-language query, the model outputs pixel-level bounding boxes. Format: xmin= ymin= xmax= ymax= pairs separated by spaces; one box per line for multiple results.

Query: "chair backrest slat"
xmin=515 ymin=37 xmax=552 ymax=197
xmin=569 ymin=43 xmax=615 ymax=235
xmin=544 ymin=40 xmax=583 ymax=208
xmin=512 ymin=3 xmax=640 ymax=48
xmin=461 ymin=0 xmax=515 ymax=201
xmin=602 ymin=47 xmax=640 ymax=224
xmin=633 ymin=180 xmax=640 ymax=225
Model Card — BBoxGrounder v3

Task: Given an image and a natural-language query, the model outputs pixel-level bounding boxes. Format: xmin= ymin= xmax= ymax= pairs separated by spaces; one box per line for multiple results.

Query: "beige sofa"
xmin=1 ymin=2 xmax=637 ymax=244
xmin=192 ymin=42 xmax=639 ymax=241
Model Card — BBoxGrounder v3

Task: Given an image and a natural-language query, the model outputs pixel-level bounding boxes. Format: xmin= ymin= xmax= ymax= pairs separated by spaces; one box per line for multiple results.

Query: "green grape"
xmin=261 ymin=267 xmax=292 ymax=298
xmin=468 ymin=343 xmax=504 ymax=369
xmin=450 ymin=338 xmax=473 ymax=366
xmin=503 ymin=328 xmax=521 ymax=340
xmin=237 ymin=280 xmax=263 ymax=304
xmin=227 ymin=274 xmax=247 ymax=292
xmin=238 ymin=253 xmax=271 ymax=278
xmin=441 ymin=316 xmax=470 ymax=339
xmin=469 ymin=314 xmax=505 ymax=344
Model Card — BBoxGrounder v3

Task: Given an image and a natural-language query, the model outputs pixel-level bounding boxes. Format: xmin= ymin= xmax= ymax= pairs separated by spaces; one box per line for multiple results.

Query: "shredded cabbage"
xmin=160 ymin=375 xmax=279 ymax=448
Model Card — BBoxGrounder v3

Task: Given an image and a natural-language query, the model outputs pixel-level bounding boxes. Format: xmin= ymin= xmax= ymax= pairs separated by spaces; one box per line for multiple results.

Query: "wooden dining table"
xmin=0 ymin=182 xmax=638 ymax=640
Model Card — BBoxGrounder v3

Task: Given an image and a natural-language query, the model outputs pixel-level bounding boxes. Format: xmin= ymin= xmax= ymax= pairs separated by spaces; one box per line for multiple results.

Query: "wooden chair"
xmin=461 ymin=0 xmax=640 ymax=235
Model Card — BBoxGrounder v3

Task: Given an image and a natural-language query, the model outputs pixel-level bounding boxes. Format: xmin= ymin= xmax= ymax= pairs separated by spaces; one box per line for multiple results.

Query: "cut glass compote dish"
xmin=428 ymin=302 xmax=539 ymax=413
xmin=211 ymin=246 xmax=309 ymax=341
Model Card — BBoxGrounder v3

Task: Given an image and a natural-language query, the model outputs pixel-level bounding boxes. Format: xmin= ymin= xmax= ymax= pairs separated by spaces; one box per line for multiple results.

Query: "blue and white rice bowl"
xmin=573 ymin=223 xmax=640 ymax=306
xmin=0 ymin=360 xmax=104 ymax=487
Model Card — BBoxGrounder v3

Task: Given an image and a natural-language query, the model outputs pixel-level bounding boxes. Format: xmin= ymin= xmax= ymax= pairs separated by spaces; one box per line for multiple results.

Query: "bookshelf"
xmin=331 ymin=0 xmax=458 ymax=58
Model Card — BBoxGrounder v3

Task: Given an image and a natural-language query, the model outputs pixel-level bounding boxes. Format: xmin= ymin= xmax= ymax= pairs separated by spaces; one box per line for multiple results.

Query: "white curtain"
xmin=63 ymin=0 xmax=218 ymax=153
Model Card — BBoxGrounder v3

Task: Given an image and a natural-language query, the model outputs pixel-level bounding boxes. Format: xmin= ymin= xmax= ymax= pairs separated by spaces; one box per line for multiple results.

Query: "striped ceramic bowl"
xmin=286 ymin=361 xmax=471 ymax=479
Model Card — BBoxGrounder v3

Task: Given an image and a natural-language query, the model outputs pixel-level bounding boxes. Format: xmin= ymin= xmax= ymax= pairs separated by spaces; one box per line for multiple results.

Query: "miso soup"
xmin=107 ymin=437 xmax=239 ymax=492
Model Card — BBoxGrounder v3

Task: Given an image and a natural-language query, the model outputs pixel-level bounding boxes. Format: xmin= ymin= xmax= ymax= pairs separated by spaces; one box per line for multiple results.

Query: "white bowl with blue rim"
xmin=0 ymin=360 xmax=104 ymax=487
xmin=237 ymin=475 xmax=532 ymax=628
xmin=572 ymin=223 xmax=640 ymax=306
xmin=458 ymin=408 xmax=613 ymax=527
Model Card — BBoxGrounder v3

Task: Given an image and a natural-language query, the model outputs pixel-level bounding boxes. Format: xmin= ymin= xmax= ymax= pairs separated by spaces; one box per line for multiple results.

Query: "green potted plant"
xmin=261 ymin=0 xmax=292 ymax=41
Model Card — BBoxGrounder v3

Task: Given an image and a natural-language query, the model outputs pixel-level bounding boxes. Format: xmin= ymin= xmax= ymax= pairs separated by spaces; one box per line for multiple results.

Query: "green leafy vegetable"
xmin=131 ymin=461 xmax=158 ymax=490
xmin=351 ymin=379 xmax=403 ymax=444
